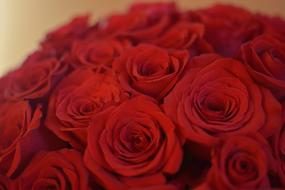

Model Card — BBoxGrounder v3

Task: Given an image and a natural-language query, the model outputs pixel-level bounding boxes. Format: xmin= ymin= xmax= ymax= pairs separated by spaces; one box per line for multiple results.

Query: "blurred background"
xmin=1 ymin=0 xmax=285 ymax=77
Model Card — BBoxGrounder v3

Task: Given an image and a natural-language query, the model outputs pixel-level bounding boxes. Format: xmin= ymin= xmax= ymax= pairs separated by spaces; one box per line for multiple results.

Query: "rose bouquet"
xmin=0 ymin=2 xmax=285 ymax=190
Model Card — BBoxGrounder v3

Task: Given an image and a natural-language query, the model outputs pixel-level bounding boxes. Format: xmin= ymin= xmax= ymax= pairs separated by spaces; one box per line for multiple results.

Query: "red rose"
xmin=97 ymin=2 xmax=178 ymax=41
xmin=151 ymin=21 xmax=213 ymax=56
xmin=71 ymin=38 xmax=131 ymax=70
xmin=46 ymin=69 xmax=129 ymax=150
xmin=204 ymin=134 xmax=273 ymax=190
xmin=164 ymin=54 xmax=282 ymax=146
xmin=17 ymin=149 xmax=90 ymax=190
xmin=41 ymin=15 xmax=91 ymax=55
xmin=197 ymin=5 xmax=263 ymax=57
xmin=84 ymin=96 xmax=182 ymax=190
xmin=0 ymin=101 xmax=41 ymax=176
xmin=239 ymin=34 xmax=285 ymax=99
xmin=114 ymin=44 xmax=189 ymax=99
xmin=3 ymin=51 xmax=65 ymax=101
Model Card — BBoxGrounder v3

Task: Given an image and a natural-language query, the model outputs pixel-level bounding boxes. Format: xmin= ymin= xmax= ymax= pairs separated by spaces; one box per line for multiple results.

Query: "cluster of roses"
xmin=1 ymin=3 xmax=285 ymax=190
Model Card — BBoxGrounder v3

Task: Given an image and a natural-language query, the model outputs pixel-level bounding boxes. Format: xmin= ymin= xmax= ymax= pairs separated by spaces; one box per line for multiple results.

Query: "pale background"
xmin=1 ymin=0 xmax=285 ymax=77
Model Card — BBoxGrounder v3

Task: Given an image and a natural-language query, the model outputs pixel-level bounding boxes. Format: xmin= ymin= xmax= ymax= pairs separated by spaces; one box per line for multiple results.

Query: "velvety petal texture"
xmin=17 ymin=149 xmax=90 ymax=190
xmin=239 ymin=34 xmax=285 ymax=99
xmin=71 ymin=38 xmax=132 ymax=70
xmin=46 ymin=69 xmax=129 ymax=150
xmin=164 ymin=54 xmax=282 ymax=146
xmin=272 ymin=123 xmax=285 ymax=187
xmin=205 ymin=134 xmax=273 ymax=190
xmin=3 ymin=50 xmax=66 ymax=101
xmin=151 ymin=21 xmax=214 ymax=56
xmin=84 ymin=96 xmax=182 ymax=190
xmin=114 ymin=44 xmax=189 ymax=99
xmin=0 ymin=101 xmax=41 ymax=176
xmin=0 ymin=175 xmax=19 ymax=190
xmin=196 ymin=5 xmax=263 ymax=57
xmin=96 ymin=2 xmax=178 ymax=42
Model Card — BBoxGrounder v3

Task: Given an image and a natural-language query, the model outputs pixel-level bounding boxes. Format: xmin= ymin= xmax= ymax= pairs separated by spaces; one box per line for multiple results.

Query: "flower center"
xmin=227 ymin=152 xmax=258 ymax=185
xmin=122 ymin=124 xmax=151 ymax=153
